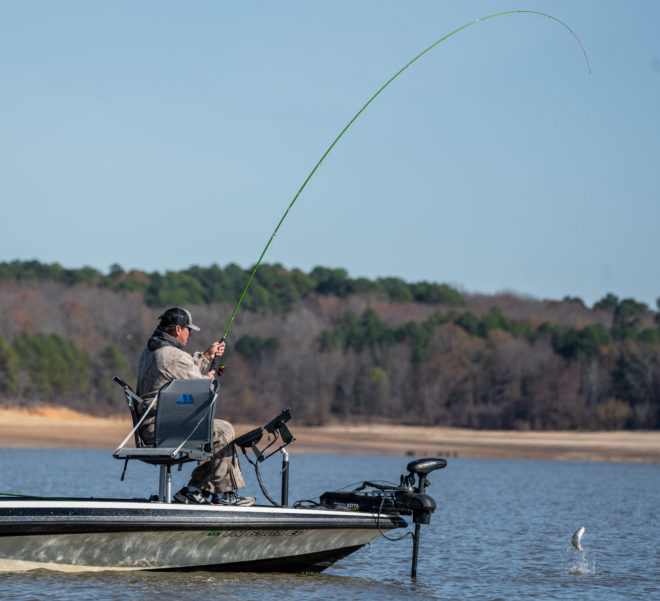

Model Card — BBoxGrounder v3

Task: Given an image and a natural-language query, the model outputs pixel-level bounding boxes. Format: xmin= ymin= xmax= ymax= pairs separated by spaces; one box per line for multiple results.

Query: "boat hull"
xmin=0 ymin=499 xmax=407 ymax=572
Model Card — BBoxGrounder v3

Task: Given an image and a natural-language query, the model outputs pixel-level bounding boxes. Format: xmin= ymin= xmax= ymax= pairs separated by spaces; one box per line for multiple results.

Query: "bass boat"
xmin=0 ymin=377 xmax=446 ymax=576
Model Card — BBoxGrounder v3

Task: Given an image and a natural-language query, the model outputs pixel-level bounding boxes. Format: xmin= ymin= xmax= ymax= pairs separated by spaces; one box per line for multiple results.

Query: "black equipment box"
xmin=320 ymin=490 xmax=401 ymax=514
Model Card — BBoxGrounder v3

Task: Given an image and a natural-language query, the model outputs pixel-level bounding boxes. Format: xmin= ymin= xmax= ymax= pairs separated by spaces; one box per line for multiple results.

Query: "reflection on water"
xmin=1 ymin=569 xmax=431 ymax=601
xmin=1 ymin=448 xmax=659 ymax=601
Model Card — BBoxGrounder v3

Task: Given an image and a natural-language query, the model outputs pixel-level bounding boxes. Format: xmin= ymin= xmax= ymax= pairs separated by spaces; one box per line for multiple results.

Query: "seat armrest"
xmin=114 ymin=447 xmax=182 ymax=459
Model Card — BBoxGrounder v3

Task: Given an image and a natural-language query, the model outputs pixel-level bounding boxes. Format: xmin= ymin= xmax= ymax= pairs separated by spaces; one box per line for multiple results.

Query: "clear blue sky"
xmin=1 ymin=1 xmax=658 ymax=307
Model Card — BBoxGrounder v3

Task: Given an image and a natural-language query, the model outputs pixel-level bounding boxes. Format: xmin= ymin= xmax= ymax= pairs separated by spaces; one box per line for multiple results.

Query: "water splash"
xmin=567 ymin=547 xmax=596 ymax=575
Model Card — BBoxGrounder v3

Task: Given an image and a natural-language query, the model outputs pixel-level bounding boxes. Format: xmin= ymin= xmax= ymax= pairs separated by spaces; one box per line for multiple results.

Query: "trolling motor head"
xmin=394 ymin=457 xmax=446 ymax=524
xmin=407 ymin=457 xmax=447 ymax=476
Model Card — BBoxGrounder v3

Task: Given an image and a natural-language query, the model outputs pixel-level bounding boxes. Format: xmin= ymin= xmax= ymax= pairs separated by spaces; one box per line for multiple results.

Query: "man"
xmin=136 ymin=307 xmax=255 ymax=506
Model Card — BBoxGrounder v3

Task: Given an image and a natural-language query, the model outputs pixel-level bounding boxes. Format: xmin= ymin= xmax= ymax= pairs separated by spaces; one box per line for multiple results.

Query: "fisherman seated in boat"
xmin=136 ymin=307 xmax=255 ymax=506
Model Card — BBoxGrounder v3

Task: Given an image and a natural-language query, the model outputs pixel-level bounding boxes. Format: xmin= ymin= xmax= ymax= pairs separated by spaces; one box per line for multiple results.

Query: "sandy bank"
xmin=0 ymin=407 xmax=658 ymax=463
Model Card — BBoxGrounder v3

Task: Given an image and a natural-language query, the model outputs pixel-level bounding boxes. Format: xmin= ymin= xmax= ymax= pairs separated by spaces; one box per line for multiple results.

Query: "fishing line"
xmin=222 ymin=10 xmax=590 ymax=340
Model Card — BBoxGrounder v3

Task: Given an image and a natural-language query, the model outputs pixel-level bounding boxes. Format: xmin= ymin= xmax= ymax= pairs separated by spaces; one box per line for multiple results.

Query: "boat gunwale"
xmin=0 ymin=497 xmax=409 ymax=536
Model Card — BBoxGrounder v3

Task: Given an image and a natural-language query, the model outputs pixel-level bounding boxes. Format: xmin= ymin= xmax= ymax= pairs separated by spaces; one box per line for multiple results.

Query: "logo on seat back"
xmin=176 ymin=394 xmax=195 ymax=406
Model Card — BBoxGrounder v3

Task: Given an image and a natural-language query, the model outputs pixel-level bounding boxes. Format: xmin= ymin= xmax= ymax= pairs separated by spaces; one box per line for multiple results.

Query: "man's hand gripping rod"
xmin=208 ymin=336 xmax=227 ymax=376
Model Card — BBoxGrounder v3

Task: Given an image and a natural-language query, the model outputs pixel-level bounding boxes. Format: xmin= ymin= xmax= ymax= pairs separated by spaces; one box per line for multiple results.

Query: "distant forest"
xmin=0 ymin=259 xmax=659 ymax=430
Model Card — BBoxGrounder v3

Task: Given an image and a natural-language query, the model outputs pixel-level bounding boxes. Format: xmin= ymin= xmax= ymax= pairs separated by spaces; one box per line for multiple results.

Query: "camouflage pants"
xmin=140 ymin=417 xmax=246 ymax=494
xmin=188 ymin=419 xmax=246 ymax=494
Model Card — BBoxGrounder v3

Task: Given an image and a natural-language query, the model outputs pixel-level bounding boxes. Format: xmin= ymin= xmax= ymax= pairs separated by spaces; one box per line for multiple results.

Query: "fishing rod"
xmin=219 ymin=9 xmax=590 ymax=344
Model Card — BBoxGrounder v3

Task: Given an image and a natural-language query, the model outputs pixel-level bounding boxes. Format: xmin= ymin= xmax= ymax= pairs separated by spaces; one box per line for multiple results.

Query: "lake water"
xmin=0 ymin=448 xmax=658 ymax=600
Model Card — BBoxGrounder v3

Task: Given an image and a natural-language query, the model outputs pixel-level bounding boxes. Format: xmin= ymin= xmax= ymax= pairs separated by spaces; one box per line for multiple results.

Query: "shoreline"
xmin=0 ymin=407 xmax=658 ymax=463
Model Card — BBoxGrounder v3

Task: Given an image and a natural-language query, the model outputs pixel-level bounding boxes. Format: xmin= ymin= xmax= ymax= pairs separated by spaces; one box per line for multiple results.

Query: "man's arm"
xmin=165 ymin=348 xmax=208 ymax=380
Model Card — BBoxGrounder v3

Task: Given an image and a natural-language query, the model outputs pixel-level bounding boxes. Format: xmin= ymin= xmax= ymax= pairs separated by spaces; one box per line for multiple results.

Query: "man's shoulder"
xmin=153 ymin=344 xmax=193 ymax=365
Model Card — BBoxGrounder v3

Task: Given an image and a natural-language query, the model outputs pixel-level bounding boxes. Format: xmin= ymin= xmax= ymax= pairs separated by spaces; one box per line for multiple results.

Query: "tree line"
xmin=0 ymin=261 xmax=658 ymax=429
xmin=0 ymin=260 xmax=465 ymax=311
xmin=312 ymin=301 xmax=660 ymax=429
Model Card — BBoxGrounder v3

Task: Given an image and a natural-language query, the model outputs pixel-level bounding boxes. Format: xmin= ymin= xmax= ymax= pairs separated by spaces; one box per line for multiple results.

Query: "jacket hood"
xmin=147 ymin=328 xmax=183 ymax=352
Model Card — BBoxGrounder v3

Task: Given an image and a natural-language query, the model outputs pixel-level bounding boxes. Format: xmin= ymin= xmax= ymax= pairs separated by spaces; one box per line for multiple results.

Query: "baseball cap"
xmin=157 ymin=307 xmax=201 ymax=331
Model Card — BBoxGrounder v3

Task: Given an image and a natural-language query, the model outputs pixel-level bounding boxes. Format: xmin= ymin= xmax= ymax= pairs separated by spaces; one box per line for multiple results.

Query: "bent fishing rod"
xmin=216 ymin=10 xmax=590 ymax=348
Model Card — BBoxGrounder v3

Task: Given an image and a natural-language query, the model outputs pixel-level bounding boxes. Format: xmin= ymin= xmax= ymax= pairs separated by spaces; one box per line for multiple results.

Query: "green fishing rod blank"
xmin=222 ymin=10 xmax=590 ymax=340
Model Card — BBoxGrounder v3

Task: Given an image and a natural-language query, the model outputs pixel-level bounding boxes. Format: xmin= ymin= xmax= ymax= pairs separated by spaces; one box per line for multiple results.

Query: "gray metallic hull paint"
xmin=0 ymin=500 xmax=406 ymax=572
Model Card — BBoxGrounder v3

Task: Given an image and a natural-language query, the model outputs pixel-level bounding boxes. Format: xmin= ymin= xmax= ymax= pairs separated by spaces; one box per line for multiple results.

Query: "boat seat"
xmin=112 ymin=376 xmax=219 ymax=502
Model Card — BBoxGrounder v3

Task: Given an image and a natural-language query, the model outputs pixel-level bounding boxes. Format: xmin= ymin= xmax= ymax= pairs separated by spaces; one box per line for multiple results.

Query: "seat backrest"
xmin=154 ymin=378 xmax=218 ymax=460
xmin=113 ymin=376 xmax=147 ymax=448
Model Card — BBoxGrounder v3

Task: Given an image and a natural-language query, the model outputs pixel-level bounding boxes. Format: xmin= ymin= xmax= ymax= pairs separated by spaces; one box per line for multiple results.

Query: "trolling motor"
xmin=320 ymin=456 xmax=447 ymax=578
xmin=233 ymin=408 xmax=295 ymax=506
xmin=403 ymin=457 xmax=447 ymax=577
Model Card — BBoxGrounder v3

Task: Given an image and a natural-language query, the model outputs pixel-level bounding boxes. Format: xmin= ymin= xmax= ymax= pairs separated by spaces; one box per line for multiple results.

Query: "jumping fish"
xmin=572 ymin=526 xmax=586 ymax=551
